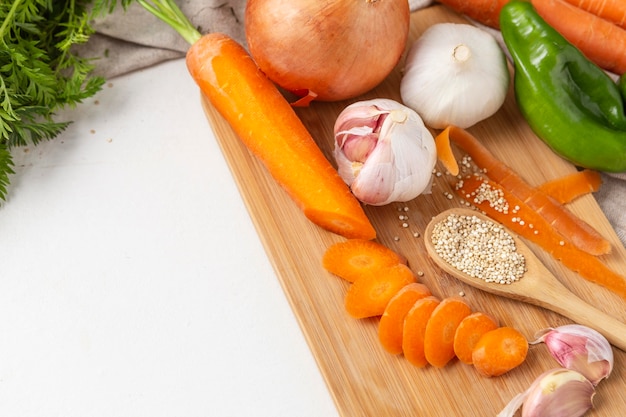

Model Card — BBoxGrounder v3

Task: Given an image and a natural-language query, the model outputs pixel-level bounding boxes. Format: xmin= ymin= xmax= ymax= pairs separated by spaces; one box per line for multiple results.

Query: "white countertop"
xmin=0 ymin=59 xmax=339 ymax=417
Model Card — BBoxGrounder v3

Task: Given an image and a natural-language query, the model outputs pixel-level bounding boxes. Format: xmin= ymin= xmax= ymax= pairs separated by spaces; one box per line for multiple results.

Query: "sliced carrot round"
xmin=423 ymin=296 xmax=472 ymax=368
xmin=472 ymin=326 xmax=529 ymax=377
xmin=323 ymin=239 xmax=407 ymax=283
xmin=344 ymin=263 xmax=416 ymax=319
xmin=453 ymin=312 xmax=499 ymax=365
xmin=378 ymin=283 xmax=432 ymax=355
xmin=402 ymin=296 xmax=441 ymax=368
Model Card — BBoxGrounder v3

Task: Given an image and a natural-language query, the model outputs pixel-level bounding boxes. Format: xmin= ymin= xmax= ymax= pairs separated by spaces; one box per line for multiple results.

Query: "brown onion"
xmin=245 ymin=0 xmax=410 ymax=102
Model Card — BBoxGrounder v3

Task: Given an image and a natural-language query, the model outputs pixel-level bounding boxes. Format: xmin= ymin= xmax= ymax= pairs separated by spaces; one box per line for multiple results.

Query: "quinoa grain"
xmin=430 ymin=213 xmax=526 ymax=284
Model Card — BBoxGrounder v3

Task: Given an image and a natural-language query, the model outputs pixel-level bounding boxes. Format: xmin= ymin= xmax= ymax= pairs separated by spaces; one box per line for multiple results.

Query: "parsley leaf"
xmin=0 ymin=0 xmax=133 ymax=201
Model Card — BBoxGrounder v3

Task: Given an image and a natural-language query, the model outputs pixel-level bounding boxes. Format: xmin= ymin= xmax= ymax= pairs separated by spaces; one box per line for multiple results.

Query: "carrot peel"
xmin=457 ymin=174 xmax=626 ymax=300
xmin=437 ymin=126 xmax=611 ymax=256
xmin=537 ymin=169 xmax=602 ymax=204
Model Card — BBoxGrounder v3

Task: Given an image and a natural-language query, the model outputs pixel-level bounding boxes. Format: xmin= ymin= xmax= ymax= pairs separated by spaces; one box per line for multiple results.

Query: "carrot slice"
xmin=456 ymin=174 xmax=626 ymax=300
xmin=186 ymin=33 xmax=376 ymax=240
xmin=402 ymin=296 xmax=441 ymax=368
xmin=453 ymin=312 xmax=499 ymax=365
xmin=345 ymin=263 xmax=417 ymax=319
xmin=438 ymin=126 xmax=611 ymax=256
xmin=378 ymin=283 xmax=432 ymax=355
xmin=322 ymin=239 xmax=407 ymax=283
xmin=423 ymin=296 xmax=472 ymax=368
xmin=472 ymin=326 xmax=529 ymax=377
xmin=537 ymin=169 xmax=602 ymax=204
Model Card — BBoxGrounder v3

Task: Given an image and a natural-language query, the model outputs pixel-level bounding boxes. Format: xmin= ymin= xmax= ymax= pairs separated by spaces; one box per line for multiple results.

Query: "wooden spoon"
xmin=424 ymin=207 xmax=626 ymax=351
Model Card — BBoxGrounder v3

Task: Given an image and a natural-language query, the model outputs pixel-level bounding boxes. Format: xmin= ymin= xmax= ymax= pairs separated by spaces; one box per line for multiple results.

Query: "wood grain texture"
xmin=201 ymin=5 xmax=626 ymax=416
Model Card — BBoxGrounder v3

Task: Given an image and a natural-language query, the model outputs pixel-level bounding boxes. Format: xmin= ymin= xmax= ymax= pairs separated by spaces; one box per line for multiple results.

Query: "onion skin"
xmin=245 ymin=0 xmax=410 ymax=102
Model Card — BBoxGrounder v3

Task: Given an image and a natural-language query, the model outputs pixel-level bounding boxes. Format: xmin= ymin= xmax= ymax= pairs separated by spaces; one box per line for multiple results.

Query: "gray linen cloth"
xmin=82 ymin=0 xmax=626 ymax=247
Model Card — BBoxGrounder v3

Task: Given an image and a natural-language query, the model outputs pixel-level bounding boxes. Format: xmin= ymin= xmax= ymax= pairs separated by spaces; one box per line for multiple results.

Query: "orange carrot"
xmin=562 ymin=0 xmax=626 ymax=30
xmin=472 ymin=327 xmax=529 ymax=377
xmin=378 ymin=283 xmax=432 ymax=355
xmin=423 ymin=297 xmax=472 ymax=368
xmin=537 ymin=169 xmax=603 ymax=204
xmin=344 ymin=264 xmax=417 ymax=319
xmin=437 ymin=126 xmax=611 ymax=256
xmin=322 ymin=239 xmax=407 ymax=283
xmin=453 ymin=312 xmax=499 ymax=365
xmin=457 ymin=174 xmax=626 ymax=300
xmin=437 ymin=0 xmax=509 ymax=28
xmin=185 ymin=33 xmax=376 ymax=240
xmin=435 ymin=130 xmax=460 ymax=176
xmin=532 ymin=0 xmax=626 ymax=75
xmin=402 ymin=296 xmax=441 ymax=368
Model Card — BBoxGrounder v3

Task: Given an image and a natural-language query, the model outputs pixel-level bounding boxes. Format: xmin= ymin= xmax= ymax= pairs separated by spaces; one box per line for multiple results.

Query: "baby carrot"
xmin=472 ymin=326 xmax=529 ymax=377
xmin=186 ymin=34 xmax=376 ymax=240
xmin=322 ymin=239 xmax=407 ymax=283
xmin=345 ymin=264 xmax=417 ymax=319
xmin=437 ymin=126 xmax=611 ymax=256
xmin=402 ymin=296 xmax=441 ymax=368
xmin=423 ymin=297 xmax=472 ymax=368
xmin=537 ymin=169 xmax=602 ymax=204
xmin=453 ymin=312 xmax=499 ymax=365
xmin=378 ymin=283 xmax=432 ymax=355
xmin=457 ymin=174 xmax=626 ymax=300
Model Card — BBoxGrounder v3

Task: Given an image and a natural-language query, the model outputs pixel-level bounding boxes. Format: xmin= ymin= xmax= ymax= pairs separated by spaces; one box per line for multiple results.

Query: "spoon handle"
xmin=538 ymin=286 xmax=626 ymax=351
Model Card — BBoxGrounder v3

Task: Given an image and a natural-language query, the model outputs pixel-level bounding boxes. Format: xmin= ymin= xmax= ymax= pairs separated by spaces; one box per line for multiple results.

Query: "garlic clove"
xmin=532 ymin=324 xmax=613 ymax=385
xmin=498 ymin=369 xmax=595 ymax=417
xmin=333 ymin=98 xmax=436 ymax=206
xmin=522 ymin=369 xmax=595 ymax=417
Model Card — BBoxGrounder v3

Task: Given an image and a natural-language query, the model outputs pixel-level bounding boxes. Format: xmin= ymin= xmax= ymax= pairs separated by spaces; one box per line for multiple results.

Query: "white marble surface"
xmin=0 ymin=59 xmax=339 ymax=417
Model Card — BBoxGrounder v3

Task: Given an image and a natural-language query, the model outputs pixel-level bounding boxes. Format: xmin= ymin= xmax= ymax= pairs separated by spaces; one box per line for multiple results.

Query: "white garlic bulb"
xmin=333 ymin=98 xmax=436 ymax=206
xmin=400 ymin=22 xmax=510 ymax=129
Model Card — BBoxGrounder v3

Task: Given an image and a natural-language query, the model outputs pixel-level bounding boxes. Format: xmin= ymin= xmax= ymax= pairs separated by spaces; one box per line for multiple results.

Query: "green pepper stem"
xmin=136 ymin=0 xmax=202 ymax=45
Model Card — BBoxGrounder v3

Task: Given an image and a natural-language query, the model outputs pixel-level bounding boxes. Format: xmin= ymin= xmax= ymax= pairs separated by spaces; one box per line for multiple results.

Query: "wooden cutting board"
xmin=201 ymin=5 xmax=626 ymax=416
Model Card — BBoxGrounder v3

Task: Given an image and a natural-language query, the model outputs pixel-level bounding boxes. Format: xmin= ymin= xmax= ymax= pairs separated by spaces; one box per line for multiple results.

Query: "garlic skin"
xmin=498 ymin=369 xmax=595 ymax=417
xmin=532 ymin=324 xmax=614 ymax=386
xmin=400 ymin=23 xmax=510 ymax=129
xmin=333 ymin=98 xmax=436 ymax=206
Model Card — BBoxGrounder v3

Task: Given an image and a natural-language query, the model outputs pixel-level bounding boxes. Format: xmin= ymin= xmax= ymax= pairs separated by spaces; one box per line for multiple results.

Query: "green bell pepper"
xmin=499 ymin=0 xmax=626 ymax=172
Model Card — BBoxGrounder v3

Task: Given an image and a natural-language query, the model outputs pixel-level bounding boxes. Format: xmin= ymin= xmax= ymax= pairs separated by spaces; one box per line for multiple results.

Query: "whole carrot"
xmin=532 ymin=0 xmax=626 ymax=75
xmin=562 ymin=0 xmax=626 ymax=29
xmin=138 ymin=1 xmax=376 ymax=240
xmin=437 ymin=0 xmax=509 ymax=28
